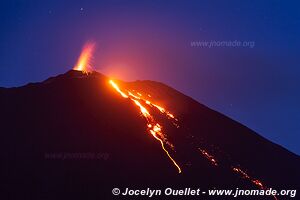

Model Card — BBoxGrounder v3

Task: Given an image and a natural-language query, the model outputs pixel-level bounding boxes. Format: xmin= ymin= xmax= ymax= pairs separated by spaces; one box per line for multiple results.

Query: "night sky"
xmin=1 ymin=0 xmax=299 ymax=155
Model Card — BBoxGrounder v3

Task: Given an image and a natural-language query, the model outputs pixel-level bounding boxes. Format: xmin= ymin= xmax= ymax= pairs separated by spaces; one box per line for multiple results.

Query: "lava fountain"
xmin=73 ymin=42 xmax=95 ymax=73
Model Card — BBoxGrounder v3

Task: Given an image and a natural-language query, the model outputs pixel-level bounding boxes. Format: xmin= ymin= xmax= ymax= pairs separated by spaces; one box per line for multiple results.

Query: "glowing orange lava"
xmin=109 ymin=80 xmax=182 ymax=173
xmin=198 ymin=148 xmax=218 ymax=166
xmin=127 ymin=91 xmax=180 ymax=127
xmin=109 ymin=80 xmax=129 ymax=98
xmin=73 ymin=42 xmax=95 ymax=73
xmin=232 ymin=167 xmax=278 ymax=199
xmin=232 ymin=167 xmax=271 ymax=191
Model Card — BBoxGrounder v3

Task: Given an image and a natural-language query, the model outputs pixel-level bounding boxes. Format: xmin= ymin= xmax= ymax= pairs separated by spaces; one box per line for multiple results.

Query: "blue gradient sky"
xmin=1 ymin=0 xmax=299 ymax=154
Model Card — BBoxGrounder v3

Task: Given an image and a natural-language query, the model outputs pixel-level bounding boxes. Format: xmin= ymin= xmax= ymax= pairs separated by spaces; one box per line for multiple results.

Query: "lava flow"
xmin=73 ymin=42 xmax=95 ymax=73
xmin=198 ymin=148 xmax=218 ymax=166
xmin=109 ymin=80 xmax=182 ymax=173
xmin=232 ymin=167 xmax=264 ymax=189
xmin=232 ymin=167 xmax=278 ymax=200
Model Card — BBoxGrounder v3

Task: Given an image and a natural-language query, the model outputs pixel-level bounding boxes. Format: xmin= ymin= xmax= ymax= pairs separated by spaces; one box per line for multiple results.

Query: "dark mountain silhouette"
xmin=1 ymin=70 xmax=299 ymax=200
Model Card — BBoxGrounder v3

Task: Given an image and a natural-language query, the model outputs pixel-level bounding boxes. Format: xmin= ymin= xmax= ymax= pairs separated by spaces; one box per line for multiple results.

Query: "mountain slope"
xmin=0 ymin=70 xmax=299 ymax=199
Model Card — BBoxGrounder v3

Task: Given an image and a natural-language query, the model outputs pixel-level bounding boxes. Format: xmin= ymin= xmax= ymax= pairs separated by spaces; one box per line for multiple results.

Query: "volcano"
xmin=1 ymin=70 xmax=299 ymax=200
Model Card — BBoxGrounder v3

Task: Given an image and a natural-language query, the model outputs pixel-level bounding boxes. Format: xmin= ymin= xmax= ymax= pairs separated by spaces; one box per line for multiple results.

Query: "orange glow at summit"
xmin=73 ymin=42 xmax=95 ymax=73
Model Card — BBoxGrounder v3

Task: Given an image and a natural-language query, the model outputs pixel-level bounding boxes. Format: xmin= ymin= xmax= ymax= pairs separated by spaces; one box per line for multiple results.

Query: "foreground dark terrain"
xmin=1 ymin=70 xmax=299 ymax=199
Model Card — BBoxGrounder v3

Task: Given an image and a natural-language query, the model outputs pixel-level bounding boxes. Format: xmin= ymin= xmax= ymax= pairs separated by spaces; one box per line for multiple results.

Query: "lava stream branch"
xmin=195 ymin=144 xmax=277 ymax=199
xmin=232 ymin=167 xmax=278 ymax=200
xmin=109 ymin=80 xmax=182 ymax=173
xmin=149 ymin=129 xmax=181 ymax=173
xmin=198 ymin=148 xmax=218 ymax=166
xmin=128 ymin=91 xmax=180 ymax=128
